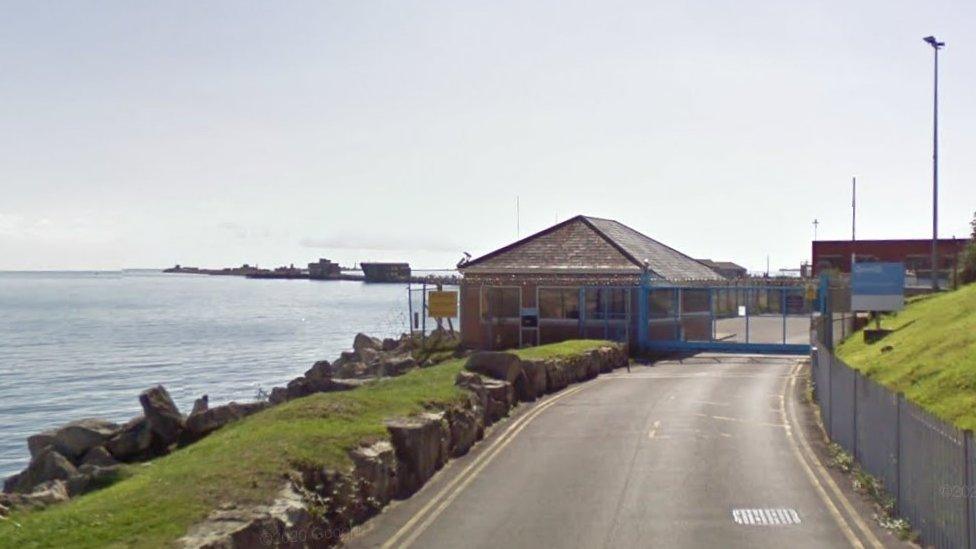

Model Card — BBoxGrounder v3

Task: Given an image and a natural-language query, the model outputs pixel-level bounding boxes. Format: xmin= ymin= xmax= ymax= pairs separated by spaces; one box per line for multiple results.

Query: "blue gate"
xmin=638 ymin=282 xmax=815 ymax=355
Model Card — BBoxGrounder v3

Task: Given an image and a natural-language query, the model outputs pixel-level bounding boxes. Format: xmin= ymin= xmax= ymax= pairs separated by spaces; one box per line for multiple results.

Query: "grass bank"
xmin=836 ymin=283 xmax=976 ymax=430
xmin=0 ymin=340 xmax=614 ymax=548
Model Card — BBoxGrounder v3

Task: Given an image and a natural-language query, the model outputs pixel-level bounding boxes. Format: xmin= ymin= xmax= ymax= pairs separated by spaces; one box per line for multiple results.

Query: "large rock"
xmin=304 ymin=360 xmax=333 ymax=391
xmin=386 ymin=414 xmax=449 ymax=497
xmin=379 ymin=355 xmax=417 ymax=377
xmin=27 ymin=418 xmax=121 ymax=461
xmin=482 ymin=379 xmax=515 ymax=423
xmin=350 ymin=440 xmax=398 ymax=509
xmin=381 ymin=338 xmax=399 ymax=352
xmin=186 ymin=401 xmax=270 ymax=438
xmin=80 ymin=446 xmax=118 ymax=468
xmin=179 ymin=483 xmax=318 ymax=548
xmin=358 ymin=347 xmax=381 ymax=366
xmin=353 ymin=333 xmax=382 ymax=356
xmin=2 ymin=479 xmax=70 ymax=510
xmin=446 ymin=405 xmax=483 ymax=457
xmin=191 ymin=395 xmax=209 ymax=415
xmin=67 ymin=464 xmax=124 ymax=497
xmin=519 ymin=360 xmax=548 ymax=399
xmin=455 ymin=372 xmax=489 ymax=423
xmin=544 ymin=359 xmax=572 ymax=393
xmin=465 ymin=352 xmax=532 ymax=402
xmin=105 ymin=415 xmax=153 ymax=461
xmin=7 ymin=448 xmax=78 ymax=493
xmin=139 ymin=385 xmax=185 ymax=445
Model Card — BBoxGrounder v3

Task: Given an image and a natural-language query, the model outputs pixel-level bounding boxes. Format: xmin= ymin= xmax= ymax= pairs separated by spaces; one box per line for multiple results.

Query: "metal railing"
xmin=812 ymin=338 xmax=975 ymax=548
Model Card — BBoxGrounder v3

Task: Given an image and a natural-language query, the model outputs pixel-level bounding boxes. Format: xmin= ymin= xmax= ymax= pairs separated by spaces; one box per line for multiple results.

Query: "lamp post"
xmin=924 ymin=35 xmax=945 ymax=290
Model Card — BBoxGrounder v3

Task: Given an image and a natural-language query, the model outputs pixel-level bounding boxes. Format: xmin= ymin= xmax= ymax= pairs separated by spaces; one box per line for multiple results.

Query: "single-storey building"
xmin=696 ymin=259 xmax=748 ymax=279
xmin=457 ymin=215 xmax=723 ymax=351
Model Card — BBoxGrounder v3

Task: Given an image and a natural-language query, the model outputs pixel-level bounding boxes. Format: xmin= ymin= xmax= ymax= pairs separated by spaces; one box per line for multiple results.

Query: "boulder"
xmin=2 ymin=472 xmax=22 ymax=494
xmin=544 ymin=360 xmax=572 ymax=393
xmin=379 ymin=355 xmax=417 ymax=377
xmin=191 ymin=395 xmax=209 ymax=415
xmin=80 ymin=446 xmax=118 ymax=468
xmin=186 ymin=401 xmax=271 ymax=438
xmin=519 ymin=360 xmax=548 ymax=399
xmin=381 ymin=338 xmax=399 ymax=352
xmin=285 ymin=378 xmax=312 ymax=400
xmin=335 ymin=361 xmax=370 ymax=379
xmin=304 ymin=360 xmax=333 ymax=391
xmin=105 ymin=415 xmax=153 ymax=461
xmin=350 ymin=440 xmax=398 ymax=508
xmin=482 ymin=379 xmax=515 ymax=423
xmin=7 ymin=448 xmax=78 ymax=493
xmin=6 ymin=479 xmax=71 ymax=510
xmin=446 ymin=405 xmax=483 ymax=457
xmin=139 ymin=385 xmax=185 ymax=445
xmin=386 ymin=415 xmax=448 ymax=497
xmin=269 ymin=387 xmax=289 ymax=405
xmin=27 ymin=418 xmax=120 ymax=461
xmin=465 ymin=352 xmax=532 ymax=402
xmin=353 ymin=333 xmax=382 ymax=356
xmin=67 ymin=464 xmax=124 ymax=497
xmin=358 ymin=347 xmax=381 ymax=366
xmin=178 ymin=483 xmax=317 ymax=549
xmin=455 ymin=371 xmax=489 ymax=423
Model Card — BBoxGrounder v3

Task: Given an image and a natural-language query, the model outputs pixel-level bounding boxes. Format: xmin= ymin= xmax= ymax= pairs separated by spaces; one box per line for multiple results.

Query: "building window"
xmin=648 ymin=289 xmax=677 ymax=318
xmin=585 ymin=288 xmax=629 ymax=320
xmin=539 ymin=288 xmax=580 ymax=319
xmin=482 ymin=287 xmax=519 ymax=320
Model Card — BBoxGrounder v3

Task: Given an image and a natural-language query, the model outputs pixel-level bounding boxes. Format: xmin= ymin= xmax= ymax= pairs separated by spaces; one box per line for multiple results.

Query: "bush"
xmin=962 ymin=211 xmax=976 ymax=285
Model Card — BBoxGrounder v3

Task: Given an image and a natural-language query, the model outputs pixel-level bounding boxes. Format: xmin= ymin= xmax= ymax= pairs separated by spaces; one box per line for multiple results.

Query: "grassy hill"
xmin=836 ymin=283 xmax=976 ymax=430
xmin=0 ymin=340 xmax=613 ymax=548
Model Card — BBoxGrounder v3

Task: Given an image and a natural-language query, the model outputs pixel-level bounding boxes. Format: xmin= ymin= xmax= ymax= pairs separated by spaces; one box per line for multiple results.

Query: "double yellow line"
xmin=780 ymin=361 xmax=884 ymax=549
xmin=381 ymin=381 xmax=599 ymax=548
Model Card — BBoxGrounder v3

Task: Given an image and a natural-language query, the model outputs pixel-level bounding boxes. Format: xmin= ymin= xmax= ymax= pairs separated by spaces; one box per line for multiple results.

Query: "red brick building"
xmin=457 ymin=215 xmax=723 ymax=351
xmin=811 ymin=238 xmax=968 ymax=279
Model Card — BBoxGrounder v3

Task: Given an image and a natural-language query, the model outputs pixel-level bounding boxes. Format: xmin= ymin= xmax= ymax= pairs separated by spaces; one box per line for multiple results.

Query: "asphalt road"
xmin=345 ymin=355 xmax=896 ymax=549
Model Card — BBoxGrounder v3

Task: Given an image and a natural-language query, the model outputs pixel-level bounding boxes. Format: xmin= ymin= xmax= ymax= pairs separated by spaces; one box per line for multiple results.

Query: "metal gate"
xmin=638 ymin=283 xmax=814 ymax=354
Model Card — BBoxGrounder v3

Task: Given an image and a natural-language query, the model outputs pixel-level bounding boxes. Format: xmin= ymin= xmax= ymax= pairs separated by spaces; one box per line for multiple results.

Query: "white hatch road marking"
xmin=648 ymin=420 xmax=661 ymax=438
xmin=732 ymin=508 xmax=801 ymax=526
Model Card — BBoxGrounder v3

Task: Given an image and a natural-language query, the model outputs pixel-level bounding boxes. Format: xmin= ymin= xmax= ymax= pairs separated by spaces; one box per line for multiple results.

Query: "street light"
xmin=924 ymin=35 xmax=945 ymax=290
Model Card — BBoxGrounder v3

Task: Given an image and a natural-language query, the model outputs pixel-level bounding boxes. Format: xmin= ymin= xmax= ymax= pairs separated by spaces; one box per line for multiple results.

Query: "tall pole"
xmin=851 ymin=176 xmax=856 ymax=271
xmin=931 ymin=44 xmax=940 ymax=290
xmin=924 ymin=35 xmax=945 ymax=290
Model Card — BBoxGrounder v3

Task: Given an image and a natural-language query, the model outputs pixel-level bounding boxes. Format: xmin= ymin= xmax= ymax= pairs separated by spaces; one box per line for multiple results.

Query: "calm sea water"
xmin=0 ymin=270 xmax=431 ymax=479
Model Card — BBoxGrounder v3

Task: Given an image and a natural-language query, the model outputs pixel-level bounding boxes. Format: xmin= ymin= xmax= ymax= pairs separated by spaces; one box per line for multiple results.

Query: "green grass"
xmin=836 ymin=283 xmax=976 ymax=430
xmin=0 ymin=340 xmax=613 ymax=548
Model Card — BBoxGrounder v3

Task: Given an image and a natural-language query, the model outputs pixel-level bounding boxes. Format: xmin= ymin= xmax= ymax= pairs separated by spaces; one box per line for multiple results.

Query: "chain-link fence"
xmin=812 ymin=334 xmax=975 ymax=548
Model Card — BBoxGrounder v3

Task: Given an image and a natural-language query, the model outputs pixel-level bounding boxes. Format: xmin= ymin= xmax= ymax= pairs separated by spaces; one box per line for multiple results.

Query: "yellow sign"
xmin=428 ymin=291 xmax=458 ymax=318
xmin=805 ymin=284 xmax=817 ymax=302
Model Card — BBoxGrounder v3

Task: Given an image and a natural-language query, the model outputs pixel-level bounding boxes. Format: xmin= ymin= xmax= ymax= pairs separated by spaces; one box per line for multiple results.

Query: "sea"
xmin=0 ymin=270 xmax=449 ymax=480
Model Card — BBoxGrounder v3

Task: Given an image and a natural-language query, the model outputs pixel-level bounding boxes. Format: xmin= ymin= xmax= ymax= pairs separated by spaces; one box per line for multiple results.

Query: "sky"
xmin=1 ymin=1 xmax=974 ymax=272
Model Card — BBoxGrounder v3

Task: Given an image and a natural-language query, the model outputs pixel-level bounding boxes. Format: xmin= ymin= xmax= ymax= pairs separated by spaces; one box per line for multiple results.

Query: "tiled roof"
xmin=460 ymin=215 xmax=723 ymax=281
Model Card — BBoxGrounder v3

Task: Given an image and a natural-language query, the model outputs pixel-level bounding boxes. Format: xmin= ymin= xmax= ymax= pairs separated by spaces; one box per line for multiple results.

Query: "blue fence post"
xmin=745 ymin=288 xmax=751 ymax=343
xmin=782 ymin=287 xmax=787 ymax=344
xmin=638 ymin=276 xmax=649 ymax=352
xmin=896 ymin=392 xmax=904 ymax=515
xmin=965 ymin=430 xmax=974 ymax=549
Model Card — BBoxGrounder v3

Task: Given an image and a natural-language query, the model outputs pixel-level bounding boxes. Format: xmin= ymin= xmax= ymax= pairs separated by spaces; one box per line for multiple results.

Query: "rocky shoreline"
xmin=0 ymin=331 xmax=444 ymax=514
xmin=0 ymin=336 xmax=629 ymax=549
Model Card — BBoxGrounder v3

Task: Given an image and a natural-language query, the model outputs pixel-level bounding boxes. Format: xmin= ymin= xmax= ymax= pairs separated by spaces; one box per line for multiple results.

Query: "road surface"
xmin=345 ymin=355 xmax=896 ymax=548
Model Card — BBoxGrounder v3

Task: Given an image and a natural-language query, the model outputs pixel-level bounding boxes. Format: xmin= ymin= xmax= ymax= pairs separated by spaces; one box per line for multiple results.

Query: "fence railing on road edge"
xmin=812 ymin=334 xmax=975 ymax=549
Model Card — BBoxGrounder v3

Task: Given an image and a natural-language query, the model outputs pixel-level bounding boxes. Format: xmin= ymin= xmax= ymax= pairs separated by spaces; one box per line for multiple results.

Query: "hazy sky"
xmin=2 ymin=1 xmax=974 ymax=272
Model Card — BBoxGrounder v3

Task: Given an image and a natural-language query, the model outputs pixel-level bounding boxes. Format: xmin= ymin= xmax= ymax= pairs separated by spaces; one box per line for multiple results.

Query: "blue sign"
xmin=852 ymin=262 xmax=905 ymax=311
